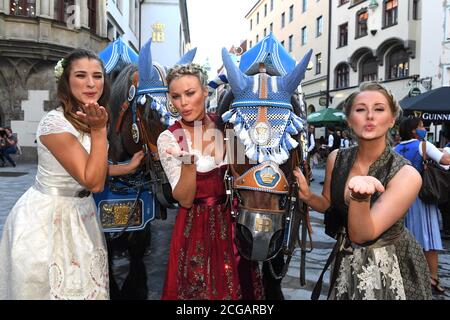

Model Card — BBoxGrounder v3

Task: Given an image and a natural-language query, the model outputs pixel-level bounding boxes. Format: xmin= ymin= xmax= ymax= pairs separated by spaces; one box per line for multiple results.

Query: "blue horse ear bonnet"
xmin=239 ymin=33 xmax=296 ymax=77
xmin=221 ymin=47 xmax=312 ymax=164
xmin=136 ymin=38 xmax=197 ymax=126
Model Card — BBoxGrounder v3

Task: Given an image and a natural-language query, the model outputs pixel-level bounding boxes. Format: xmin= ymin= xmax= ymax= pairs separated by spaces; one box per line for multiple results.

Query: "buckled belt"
xmin=75 ymin=189 xmax=92 ymax=198
xmin=33 ymin=180 xmax=91 ymax=198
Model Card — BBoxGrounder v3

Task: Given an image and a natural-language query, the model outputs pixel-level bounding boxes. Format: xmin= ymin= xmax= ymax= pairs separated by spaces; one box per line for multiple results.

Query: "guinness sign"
xmin=412 ymin=111 xmax=450 ymax=121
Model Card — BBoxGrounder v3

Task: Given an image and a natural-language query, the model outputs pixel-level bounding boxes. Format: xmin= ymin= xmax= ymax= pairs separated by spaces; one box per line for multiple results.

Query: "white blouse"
xmin=157 ymin=129 xmax=227 ymax=189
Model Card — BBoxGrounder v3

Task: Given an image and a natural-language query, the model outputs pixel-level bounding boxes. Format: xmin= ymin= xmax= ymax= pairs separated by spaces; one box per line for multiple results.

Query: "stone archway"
xmin=376 ymin=37 xmax=416 ymax=65
xmin=348 ymin=47 xmax=373 ymax=72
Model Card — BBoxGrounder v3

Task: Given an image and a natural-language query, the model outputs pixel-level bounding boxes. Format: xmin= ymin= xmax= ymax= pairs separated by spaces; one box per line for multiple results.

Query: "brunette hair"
xmin=56 ymin=49 xmax=110 ymax=133
xmin=398 ymin=117 xmax=422 ymax=141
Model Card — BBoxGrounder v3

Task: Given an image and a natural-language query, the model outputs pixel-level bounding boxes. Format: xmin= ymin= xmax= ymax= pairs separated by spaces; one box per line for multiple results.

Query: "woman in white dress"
xmin=0 ymin=49 xmax=114 ymax=299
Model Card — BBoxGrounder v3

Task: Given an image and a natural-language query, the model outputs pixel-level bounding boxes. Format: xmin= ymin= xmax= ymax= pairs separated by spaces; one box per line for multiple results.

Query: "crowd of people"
xmin=0 ymin=127 xmax=18 ymax=167
xmin=0 ymin=47 xmax=449 ymax=300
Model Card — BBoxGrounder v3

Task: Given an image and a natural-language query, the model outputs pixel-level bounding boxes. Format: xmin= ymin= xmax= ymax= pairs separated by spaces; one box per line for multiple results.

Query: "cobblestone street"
xmin=1 ymin=162 xmax=449 ymax=300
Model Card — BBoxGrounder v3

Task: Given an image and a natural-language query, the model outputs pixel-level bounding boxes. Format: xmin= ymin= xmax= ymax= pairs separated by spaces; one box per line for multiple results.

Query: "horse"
xmin=100 ymin=39 xmax=196 ymax=299
xmin=216 ymin=47 xmax=313 ymax=300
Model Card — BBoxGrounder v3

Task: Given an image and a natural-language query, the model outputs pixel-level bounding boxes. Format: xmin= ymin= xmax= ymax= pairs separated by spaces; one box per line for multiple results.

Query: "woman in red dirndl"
xmin=157 ymin=64 xmax=263 ymax=300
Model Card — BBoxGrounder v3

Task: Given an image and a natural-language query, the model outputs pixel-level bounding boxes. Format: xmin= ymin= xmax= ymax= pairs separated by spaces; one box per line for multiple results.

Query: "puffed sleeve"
xmin=157 ymin=130 xmax=183 ymax=189
xmin=36 ymin=110 xmax=79 ymax=138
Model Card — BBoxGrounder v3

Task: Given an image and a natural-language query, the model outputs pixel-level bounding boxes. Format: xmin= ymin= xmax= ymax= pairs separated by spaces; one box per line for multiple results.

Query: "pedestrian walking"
xmin=307 ymin=124 xmax=316 ymax=181
xmin=327 ymin=126 xmax=341 ymax=153
xmin=394 ymin=117 xmax=450 ymax=294
xmin=340 ymin=130 xmax=350 ymax=149
xmin=157 ymin=63 xmax=263 ymax=300
xmin=320 ymin=127 xmax=341 ymax=185
xmin=0 ymin=49 xmax=111 ymax=299
xmin=294 ymin=82 xmax=432 ymax=300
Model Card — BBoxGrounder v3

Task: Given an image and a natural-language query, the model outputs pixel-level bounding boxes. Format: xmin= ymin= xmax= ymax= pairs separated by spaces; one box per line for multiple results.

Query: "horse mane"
xmin=109 ymin=64 xmax=138 ymax=124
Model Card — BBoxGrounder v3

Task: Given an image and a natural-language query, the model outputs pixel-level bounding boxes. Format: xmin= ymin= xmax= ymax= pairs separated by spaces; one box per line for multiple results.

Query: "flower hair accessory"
xmin=54 ymin=58 xmax=65 ymax=80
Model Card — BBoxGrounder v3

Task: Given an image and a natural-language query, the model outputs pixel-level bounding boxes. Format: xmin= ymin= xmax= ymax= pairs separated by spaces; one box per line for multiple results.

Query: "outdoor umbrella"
xmin=307 ymin=108 xmax=346 ymax=127
xmin=399 ymin=86 xmax=450 ymax=121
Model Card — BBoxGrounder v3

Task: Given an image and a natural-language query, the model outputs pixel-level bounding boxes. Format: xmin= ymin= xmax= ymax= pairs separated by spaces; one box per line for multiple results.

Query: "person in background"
xmin=340 ymin=130 xmax=350 ymax=149
xmin=0 ymin=127 xmax=18 ymax=167
xmin=0 ymin=129 xmax=6 ymax=166
xmin=307 ymin=124 xmax=316 ymax=181
xmin=327 ymin=126 xmax=341 ymax=153
xmin=438 ymin=129 xmax=450 ymax=240
xmin=320 ymin=126 xmax=341 ymax=185
xmin=394 ymin=117 xmax=450 ymax=295
xmin=295 ymin=82 xmax=432 ymax=299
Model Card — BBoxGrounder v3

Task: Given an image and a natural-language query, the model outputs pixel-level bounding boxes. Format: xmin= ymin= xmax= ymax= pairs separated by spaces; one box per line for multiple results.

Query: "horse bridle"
xmin=109 ymin=71 xmax=176 ymax=236
xmin=223 ymin=114 xmax=313 ymax=281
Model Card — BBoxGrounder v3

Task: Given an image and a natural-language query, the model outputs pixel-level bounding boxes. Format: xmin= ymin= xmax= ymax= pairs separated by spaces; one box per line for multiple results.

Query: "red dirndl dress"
xmin=161 ymin=121 xmax=264 ymax=300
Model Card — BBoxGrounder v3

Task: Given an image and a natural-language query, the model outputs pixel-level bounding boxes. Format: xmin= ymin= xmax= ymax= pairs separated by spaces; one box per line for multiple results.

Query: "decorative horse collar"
xmin=234 ymin=161 xmax=289 ymax=194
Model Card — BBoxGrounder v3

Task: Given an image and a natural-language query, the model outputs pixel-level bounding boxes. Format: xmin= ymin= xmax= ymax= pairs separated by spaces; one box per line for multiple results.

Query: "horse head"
xmin=219 ymin=47 xmax=312 ymax=261
xmin=108 ymin=38 xmax=197 ymax=162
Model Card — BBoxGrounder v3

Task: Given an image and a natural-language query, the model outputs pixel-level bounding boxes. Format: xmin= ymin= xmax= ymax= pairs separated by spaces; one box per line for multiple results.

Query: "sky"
xmin=186 ymin=0 xmax=256 ymax=76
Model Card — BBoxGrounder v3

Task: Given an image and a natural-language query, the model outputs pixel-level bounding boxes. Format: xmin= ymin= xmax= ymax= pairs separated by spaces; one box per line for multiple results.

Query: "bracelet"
xmin=349 ymin=192 xmax=371 ymax=202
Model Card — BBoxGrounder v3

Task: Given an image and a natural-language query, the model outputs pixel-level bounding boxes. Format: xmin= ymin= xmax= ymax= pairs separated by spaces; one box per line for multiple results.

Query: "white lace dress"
xmin=0 ymin=108 xmax=109 ymax=300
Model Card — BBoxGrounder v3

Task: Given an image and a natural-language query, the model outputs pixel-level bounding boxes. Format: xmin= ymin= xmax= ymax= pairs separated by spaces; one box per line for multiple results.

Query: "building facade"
xmin=0 ymin=0 xmax=109 ymax=160
xmin=328 ymin=0 xmax=441 ymax=110
xmin=245 ymin=0 xmax=447 ymax=140
xmin=106 ymin=0 xmax=140 ymax=52
xmin=443 ymin=0 xmax=450 ymax=86
xmin=140 ymin=0 xmax=190 ymax=65
xmin=245 ymin=0 xmax=330 ymax=115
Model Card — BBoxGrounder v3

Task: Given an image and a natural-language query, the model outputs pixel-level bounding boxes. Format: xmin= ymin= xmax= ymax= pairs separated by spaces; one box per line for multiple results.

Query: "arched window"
xmin=335 ymin=63 xmax=349 ymax=89
xmin=308 ymin=104 xmax=316 ymax=114
xmin=360 ymin=55 xmax=378 ymax=82
xmin=387 ymin=47 xmax=409 ymax=79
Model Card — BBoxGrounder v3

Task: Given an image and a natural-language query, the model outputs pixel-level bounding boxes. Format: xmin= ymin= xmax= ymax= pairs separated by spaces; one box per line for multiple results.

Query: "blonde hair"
xmin=342 ymin=82 xmax=401 ymax=119
xmin=166 ymin=63 xmax=208 ymax=88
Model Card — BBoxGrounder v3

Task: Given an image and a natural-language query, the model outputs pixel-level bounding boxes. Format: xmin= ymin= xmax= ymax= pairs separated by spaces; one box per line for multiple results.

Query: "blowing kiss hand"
xmin=166 ymin=147 xmax=198 ymax=165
